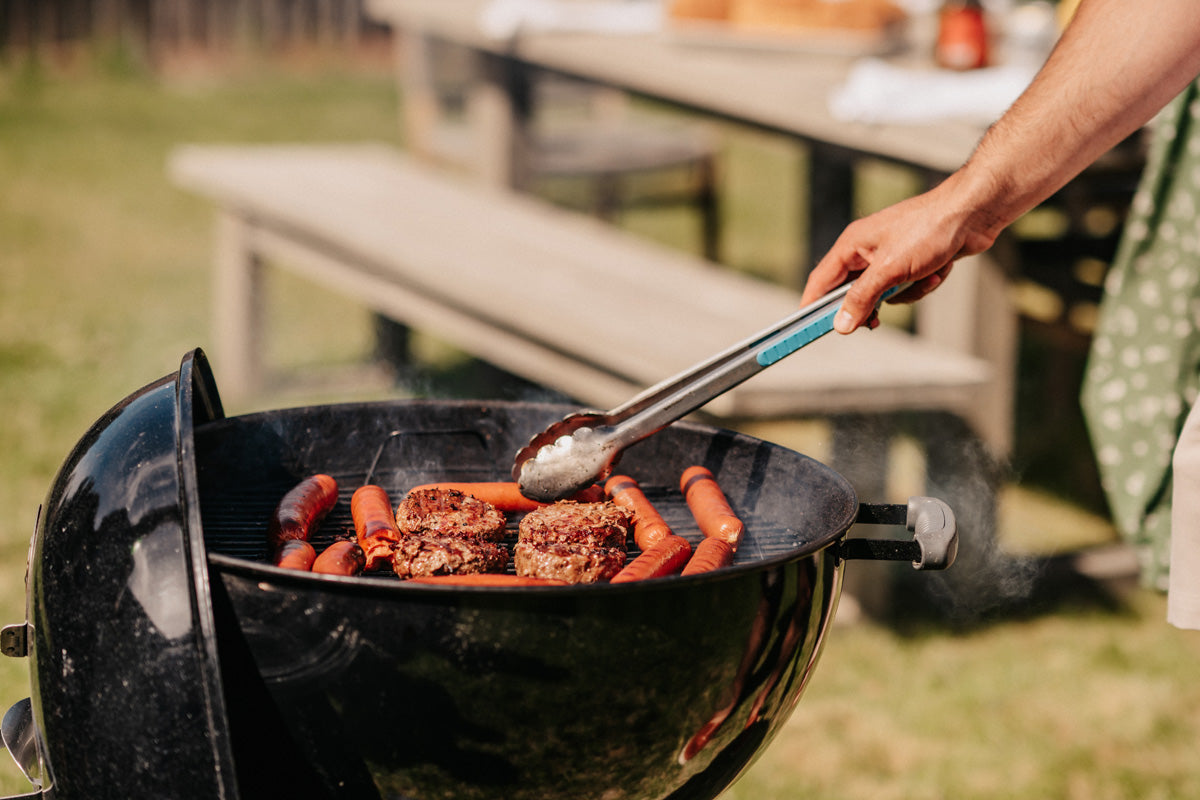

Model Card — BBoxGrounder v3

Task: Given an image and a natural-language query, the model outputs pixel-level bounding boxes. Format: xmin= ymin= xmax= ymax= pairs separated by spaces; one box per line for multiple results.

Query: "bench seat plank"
xmin=169 ymin=143 xmax=996 ymax=441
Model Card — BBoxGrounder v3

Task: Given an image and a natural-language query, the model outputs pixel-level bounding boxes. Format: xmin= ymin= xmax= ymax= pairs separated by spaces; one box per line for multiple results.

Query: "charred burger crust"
xmin=517 ymin=501 xmax=633 ymax=549
xmin=390 ymin=533 xmax=509 ymax=579
xmin=513 ymin=541 xmax=627 ymax=584
xmin=395 ymin=487 xmax=508 ymax=542
xmin=514 ymin=501 xmax=632 ymax=583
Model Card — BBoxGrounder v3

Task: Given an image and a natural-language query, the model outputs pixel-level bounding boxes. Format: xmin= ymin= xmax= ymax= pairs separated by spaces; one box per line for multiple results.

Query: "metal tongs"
xmin=513 ymin=282 xmax=902 ymax=501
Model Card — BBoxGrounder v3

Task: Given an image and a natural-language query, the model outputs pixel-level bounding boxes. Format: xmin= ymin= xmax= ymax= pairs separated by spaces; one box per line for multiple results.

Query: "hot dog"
xmin=680 ymin=536 xmax=735 ymax=576
xmin=350 ymin=484 xmax=402 ymax=571
xmin=680 ymin=466 xmax=744 ymax=551
xmin=267 ymin=473 xmax=339 ymax=549
xmin=404 ymin=481 xmax=604 ymax=512
xmin=604 ymin=475 xmax=673 ymax=550
xmin=273 ymin=539 xmax=317 ymax=571
xmin=609 ymin=534 xmax=692 ymax=583
xmin=312 ymin=540 xmax=365 ymax=576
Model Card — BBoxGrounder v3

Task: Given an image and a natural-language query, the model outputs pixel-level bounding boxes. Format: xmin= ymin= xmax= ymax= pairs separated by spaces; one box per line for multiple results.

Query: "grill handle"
xmin=2 ymin=698 xmax=42 ymax=798
xmin=839 ymin=497 xmax=958 ymax=570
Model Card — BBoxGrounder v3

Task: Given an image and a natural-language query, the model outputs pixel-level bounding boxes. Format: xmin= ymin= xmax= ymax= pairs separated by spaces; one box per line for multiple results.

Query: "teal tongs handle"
xmin=597 ymin=281 xmax=908 ymax=452
xmin=756 ymin=283 xmax=903 ymax=367
xmin=514 ymin=280 xmax=912 ymax=499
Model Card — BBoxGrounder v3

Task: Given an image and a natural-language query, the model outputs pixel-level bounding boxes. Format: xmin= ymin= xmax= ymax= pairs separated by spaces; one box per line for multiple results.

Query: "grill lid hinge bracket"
xmin=1 ymin=623 xmax=29 ymax=658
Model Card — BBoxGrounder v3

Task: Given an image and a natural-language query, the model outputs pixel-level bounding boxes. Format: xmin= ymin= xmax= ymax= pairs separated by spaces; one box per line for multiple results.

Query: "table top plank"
xmin=364 ymin=0 xmax=989 ymax=173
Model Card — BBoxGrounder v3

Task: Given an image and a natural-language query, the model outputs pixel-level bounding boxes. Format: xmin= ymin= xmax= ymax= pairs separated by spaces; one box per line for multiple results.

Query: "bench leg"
xmin=213 ymin=211 xmax=265 ymax=399
xmin=694 ymin=155 xmax=721 ymax=263
xmin=592 ymin=172 xmax=622 ymax=223
xmin=828 ymin=413 xmax=894 ymax=501
xmin=829 ymin=413 xmax=898 ymax=620
xmin=372 ymin=314 xmax=412 ymax=374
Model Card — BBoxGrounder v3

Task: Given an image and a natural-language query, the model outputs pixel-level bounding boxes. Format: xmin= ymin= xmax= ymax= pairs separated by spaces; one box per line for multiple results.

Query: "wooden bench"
xmin=167 ymin=143 xmax=1008 ymax=463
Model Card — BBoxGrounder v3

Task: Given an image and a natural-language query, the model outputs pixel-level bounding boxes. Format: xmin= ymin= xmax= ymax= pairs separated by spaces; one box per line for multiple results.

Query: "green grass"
xmin=727 ymin=591 xmax=1200 ymax=800
xmin=1 ymin=52 xmax=1197 ymax=799
xmin=0 ymin=52 xmax=397 ymax=793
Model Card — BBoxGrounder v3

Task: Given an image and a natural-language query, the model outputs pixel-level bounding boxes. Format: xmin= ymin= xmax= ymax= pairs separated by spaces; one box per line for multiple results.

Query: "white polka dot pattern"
xmin=1081 ymin=80 xmax=1200 ymax=590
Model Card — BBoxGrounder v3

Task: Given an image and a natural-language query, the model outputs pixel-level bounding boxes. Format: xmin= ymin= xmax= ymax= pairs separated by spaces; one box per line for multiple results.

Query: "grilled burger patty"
xmin=514 ymin=501 xmax=632 ymax=583
xmin=395 ymin=487 xmax=508 ymax=542
xmin=517 ymin=501 xmax=632 ymax=549
xmin=391 ymin=533 xmax=509 ymax=579
xmin=514 ymin=541 xmax=627 ymax=584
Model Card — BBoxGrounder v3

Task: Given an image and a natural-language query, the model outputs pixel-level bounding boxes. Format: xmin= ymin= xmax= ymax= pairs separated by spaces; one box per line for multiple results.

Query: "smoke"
xmin=911 ymin=411 xmax=1054 ymax=625
xmin=833 ymin=411 xmax=1046 ymax=627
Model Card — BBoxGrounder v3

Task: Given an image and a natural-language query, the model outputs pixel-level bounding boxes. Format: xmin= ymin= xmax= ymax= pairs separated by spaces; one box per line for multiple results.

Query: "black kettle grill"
xmin=1 ymin=349 xmax=956 ymax=799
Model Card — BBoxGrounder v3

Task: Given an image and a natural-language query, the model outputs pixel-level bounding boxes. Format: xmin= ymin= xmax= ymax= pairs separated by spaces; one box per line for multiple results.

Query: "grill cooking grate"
xmin=193 ymin=407 xmax=850 ymax=581
xmin=201 ymin=472 xmax=808 ymax=577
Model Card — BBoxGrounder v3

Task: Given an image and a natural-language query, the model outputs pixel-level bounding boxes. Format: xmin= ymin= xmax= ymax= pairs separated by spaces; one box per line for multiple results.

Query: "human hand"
xmin=800 ymin=180 xmax=999 ymax=333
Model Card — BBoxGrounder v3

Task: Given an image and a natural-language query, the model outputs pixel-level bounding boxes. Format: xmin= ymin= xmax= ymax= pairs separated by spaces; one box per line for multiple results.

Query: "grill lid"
xmin=26 ymin=348 xmax=239 ymax=800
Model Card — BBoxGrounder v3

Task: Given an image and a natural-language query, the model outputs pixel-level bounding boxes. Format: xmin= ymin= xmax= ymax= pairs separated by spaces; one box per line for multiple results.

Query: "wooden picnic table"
xmin=364 ymin=0 xmax=1019 ymax=461
xmin=363 ymin=0 xmax=991 ymax=167
xmin=364 ymin=0 xmax=993 ymax=264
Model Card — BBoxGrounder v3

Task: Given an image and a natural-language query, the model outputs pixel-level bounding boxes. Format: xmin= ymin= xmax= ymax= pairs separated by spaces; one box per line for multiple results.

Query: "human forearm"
xmin=960 ymin=0 xmax=1200 ymax=233
xmin=804 ymin=0 xmax=1200 ymax=330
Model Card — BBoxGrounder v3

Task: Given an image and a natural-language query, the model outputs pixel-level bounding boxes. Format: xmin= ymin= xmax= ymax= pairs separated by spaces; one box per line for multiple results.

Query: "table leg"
xmin=468 ymin=50 xmax=534 ymax=190
xmin=396 ymin=28 xmax=441 ymax=161
xmin=804 ymin=145 xmax=855 ymax=287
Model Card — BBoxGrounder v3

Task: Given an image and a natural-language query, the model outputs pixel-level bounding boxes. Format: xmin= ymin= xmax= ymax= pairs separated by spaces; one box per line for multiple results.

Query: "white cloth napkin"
xmin=480 ymin=0 xmax=664 ymax=39
xmin=829 ymin=58 xmax=1039 ymax=124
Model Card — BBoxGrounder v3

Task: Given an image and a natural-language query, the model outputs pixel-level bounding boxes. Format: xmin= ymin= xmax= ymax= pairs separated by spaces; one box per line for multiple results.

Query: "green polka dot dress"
xmin=1081 ymin=79 xmax=1200 ymax=590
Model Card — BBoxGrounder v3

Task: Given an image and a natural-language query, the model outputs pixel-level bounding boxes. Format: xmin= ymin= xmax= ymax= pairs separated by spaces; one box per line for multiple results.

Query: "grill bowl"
xmin=12 ymin=349 xmax=951 ymax=800
xmin=198 ymin=397 xmax=856 ymax=800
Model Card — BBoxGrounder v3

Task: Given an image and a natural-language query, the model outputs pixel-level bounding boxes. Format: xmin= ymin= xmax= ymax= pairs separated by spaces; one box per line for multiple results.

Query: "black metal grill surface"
xmin=194 ymin=401 xmax=855 ymax=579
xmin=201 ymin=470 xmax=803 ymax=576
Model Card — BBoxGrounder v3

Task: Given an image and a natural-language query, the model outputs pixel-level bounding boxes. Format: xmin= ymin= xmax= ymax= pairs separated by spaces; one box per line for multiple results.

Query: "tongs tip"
xmin=512 ymin=412 xmax=617 ymax=502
